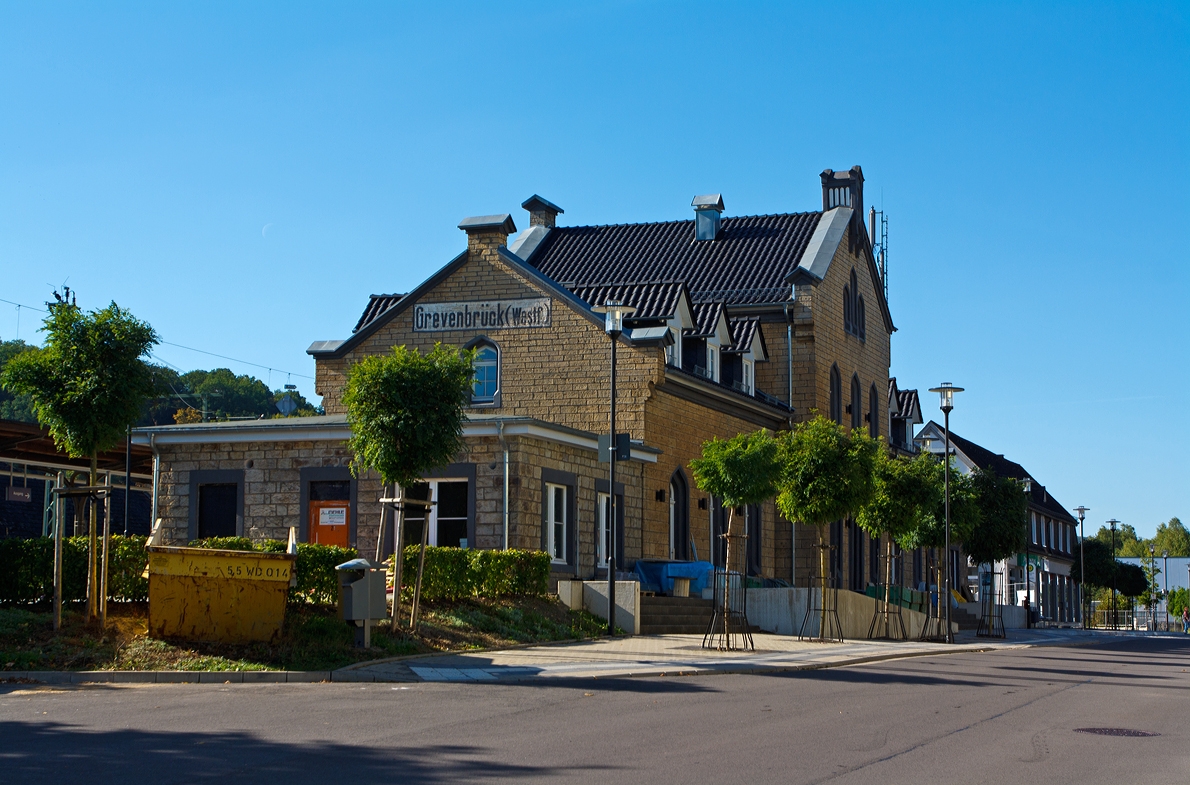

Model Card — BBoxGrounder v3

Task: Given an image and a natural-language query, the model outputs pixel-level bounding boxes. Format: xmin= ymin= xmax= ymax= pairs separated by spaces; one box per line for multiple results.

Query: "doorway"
xmin=308 ymin=480 xmax=351 ymax=547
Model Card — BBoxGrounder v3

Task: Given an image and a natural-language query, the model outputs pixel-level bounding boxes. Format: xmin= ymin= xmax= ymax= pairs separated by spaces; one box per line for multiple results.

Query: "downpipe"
xmin=497 ymin=421 xmax=509 ymax=550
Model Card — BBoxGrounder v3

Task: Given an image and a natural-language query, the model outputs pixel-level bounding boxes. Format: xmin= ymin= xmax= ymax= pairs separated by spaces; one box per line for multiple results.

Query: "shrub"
xmin=389 ymin=547 xmax=550 ymax=601
xmin=0 ymin=536 xmax=144 ymax=604
xmin=188 ymin=538 xmax=357 ymax=605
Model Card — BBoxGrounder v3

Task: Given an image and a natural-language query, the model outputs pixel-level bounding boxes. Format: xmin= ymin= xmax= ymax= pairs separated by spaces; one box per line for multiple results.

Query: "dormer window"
xmin=665 ymin=327 xmax=681 ymax=366
xmin=742 ymin=360 xmax=753 ymax=394
xmin=706 ymin=345 xmax=718 ymax=382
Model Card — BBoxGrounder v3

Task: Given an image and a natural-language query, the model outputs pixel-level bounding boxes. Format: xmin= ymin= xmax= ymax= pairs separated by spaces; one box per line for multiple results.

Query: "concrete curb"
xmin=0 ymin=670 xmax=334 ymax=685
xmin=336 ymin=634 xmax=610 ymax=672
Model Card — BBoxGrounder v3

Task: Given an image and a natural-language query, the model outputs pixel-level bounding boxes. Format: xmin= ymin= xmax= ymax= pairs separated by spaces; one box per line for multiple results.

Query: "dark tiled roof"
xmin=940 ymin=426 xmax=1076 ymax=523
xmin=568 ymin=282 xmax=685 ymax=322
xmin=684 ymin=302 xmax=725 ymax=338
xmin=724 ymin=317 xmax=759 ymax=354
xmin=896 ymin=389 xmax=919 ymax=419
xmin=353 ymin=294 xmax=404 ymax=334
xmin=528 ymin=213 xmax=823 ymax=305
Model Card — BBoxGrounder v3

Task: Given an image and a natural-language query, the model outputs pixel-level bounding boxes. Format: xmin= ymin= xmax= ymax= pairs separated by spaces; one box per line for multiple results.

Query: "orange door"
xmin=309 ymin=500 xmax=350 ymax=547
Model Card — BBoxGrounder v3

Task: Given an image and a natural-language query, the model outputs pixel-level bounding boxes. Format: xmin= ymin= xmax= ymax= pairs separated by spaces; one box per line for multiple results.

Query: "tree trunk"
xmin=87 ymin=453 xmax=98 ymax=624
xmin=883 ymin=536 xmax=893 ymax=629
xmin=390 ymin=484 xmax=406 ymax=632
xmin=819 ymin=526 xmax=828 ymax=637
xmin=723 ymin=507 xmax=735 ymax=637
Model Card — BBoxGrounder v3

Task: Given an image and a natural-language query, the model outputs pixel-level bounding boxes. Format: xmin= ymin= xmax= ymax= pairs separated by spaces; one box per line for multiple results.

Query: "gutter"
xmin=497 ymin=421 xmax=509 ymax=550
xmin=149 ymin=434 xmax=160 ymax=533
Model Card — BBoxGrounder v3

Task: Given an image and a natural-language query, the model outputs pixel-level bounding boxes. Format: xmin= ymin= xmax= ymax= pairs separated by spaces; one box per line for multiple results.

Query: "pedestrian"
xmin=1182 ymin=606 xmax=1188 ymax=634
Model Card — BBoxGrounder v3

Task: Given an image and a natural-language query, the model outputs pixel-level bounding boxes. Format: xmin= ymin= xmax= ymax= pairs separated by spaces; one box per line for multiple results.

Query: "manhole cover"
xmin=1074 ymin=728 xmax=1160 ymax=738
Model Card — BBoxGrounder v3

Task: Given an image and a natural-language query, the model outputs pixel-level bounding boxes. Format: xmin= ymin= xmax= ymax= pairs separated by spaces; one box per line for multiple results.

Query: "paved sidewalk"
xmin=340 ymin=627 xmax=1114 ymax=683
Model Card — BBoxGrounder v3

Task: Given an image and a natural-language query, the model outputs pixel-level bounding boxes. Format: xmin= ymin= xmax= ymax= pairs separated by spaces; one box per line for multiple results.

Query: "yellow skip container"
xmin=145 ymin=545 xmax=296 ymax=643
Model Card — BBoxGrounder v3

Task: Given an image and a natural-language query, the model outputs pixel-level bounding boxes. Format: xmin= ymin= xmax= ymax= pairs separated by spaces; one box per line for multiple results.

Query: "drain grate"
xmin=1074 ymin=727 xmax=1160 ymax=738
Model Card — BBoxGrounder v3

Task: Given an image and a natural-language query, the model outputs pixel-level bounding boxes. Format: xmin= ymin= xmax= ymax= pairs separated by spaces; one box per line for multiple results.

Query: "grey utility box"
xmin=336 ymin=558 xmax=388 ymax=647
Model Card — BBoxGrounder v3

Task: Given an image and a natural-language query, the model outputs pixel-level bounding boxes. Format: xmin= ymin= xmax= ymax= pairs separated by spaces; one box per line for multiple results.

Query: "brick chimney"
xmin=458 ymin=214 xmax=517 ymax=261
xmin=820 ymin=166 xmax=864 ymax=218
xmin=521 ymin=195 xmax=564 ymax=228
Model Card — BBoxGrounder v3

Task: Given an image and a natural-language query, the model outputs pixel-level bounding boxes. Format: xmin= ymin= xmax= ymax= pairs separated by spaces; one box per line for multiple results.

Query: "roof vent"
xmin=691 ymin=194 xmax=724 ymax=241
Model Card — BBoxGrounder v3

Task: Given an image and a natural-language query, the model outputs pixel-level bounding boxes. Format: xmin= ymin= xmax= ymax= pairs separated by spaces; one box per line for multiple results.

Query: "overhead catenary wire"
xmin=1 ymin=296 xmax=312 ymax=381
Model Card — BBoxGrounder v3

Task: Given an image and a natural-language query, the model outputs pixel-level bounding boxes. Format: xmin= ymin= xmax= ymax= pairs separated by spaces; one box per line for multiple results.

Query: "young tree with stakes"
xmin=0 ymin=291 xmax=158 ymax=627
xmin=775 ymin=414 xmax=879 ymax=641
xmin=856 ymin=450 xmax=942 ymax=638
xmin=963 ymin=468 xmax=1028 ymax=635
xmin=690 ymin=429 xmax=783 ymax=649
xmin=900 ymin=458 xmax=979 ymax=639
xmin=342 ymin=343 xmax=473 ymax=632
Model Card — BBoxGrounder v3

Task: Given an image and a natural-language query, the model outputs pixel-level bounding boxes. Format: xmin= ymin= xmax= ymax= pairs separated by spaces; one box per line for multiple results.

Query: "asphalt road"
xmin=3 ymin=636 xmax=1188 ymax=784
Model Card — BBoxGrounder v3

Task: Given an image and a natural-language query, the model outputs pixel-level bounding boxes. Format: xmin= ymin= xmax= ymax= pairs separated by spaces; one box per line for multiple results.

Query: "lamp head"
xmin=1108 ymin=518 xmax=1120 ymax=531
xmin=1074 ymin=505 xmax=1089 ymax=521
xmin=591 ymin=300 xmax=637 ymax=336
xmin=928 ymin=382 xmax=964 ymax=413
xmin=1163 ymin=550 xmax=1169 ymax=559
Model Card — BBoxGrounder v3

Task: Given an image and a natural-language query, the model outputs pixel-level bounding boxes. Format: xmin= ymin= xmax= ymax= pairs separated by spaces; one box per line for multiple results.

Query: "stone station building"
xmin=135 ymin=167 xmax=905 ymax=591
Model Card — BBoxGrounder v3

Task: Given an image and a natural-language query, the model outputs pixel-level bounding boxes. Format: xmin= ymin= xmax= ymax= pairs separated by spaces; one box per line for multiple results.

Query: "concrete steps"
xmin=638 ymin=595 xmax=761 ymax=635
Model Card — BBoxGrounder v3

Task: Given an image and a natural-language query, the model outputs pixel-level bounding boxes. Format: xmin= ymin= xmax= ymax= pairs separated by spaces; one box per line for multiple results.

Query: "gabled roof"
xmin=920 ymin=422 xmax=1076 ymax=524
xmin=684 ymin=302 xmax=726 ymax=338
xmin=888 ymin=378 xmax=922 ymax=424
xmin=353 ymin=293 xmax=404 ymax=334
xmin=723 ymin=317 xmax=766 ymax=360
xmin=526 ymin=213 xmax=823 ymax=305
xmin=568 ymin=282 xmax=686 ymax=322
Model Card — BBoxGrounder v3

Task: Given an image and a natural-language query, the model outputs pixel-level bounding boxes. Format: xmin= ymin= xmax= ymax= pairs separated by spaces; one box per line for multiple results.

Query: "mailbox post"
xmin=336 ymin=558 xmax=388 ymax=648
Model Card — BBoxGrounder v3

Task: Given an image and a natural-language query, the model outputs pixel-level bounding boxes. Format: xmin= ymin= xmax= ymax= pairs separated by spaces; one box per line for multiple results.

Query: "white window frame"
xmin=470 ymin=342 xmax=499 ymax=404
xmin=597 ymin=492 xmax=611 ymax=568
xmin=665 ymin=327 xmax=681 ymax=367
xmin=707 ymin=345 xmax=718 ymax=382
xmin=742 ymin=359 xmax=754 ymax=394
xmin=546 ymin=482 xmax=568 ymax=564
xmin=408 ymin=478 xmax=468 ymax=547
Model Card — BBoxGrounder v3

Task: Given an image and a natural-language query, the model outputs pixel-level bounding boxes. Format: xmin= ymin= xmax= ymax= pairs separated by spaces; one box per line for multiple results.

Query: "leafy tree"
xmin=0 ymin=294 xmax=158 ymax=622
xmin=178 ymin=368 xmax=273 ymax=419
xmin=1070 ymin=538 xmax=1115 ymax=587
xmin=964 ymin=468 xmax=1027 ymax=567
xmin=0 ymin=339 xmax=38 ymax=422
xmin=1140 ymin=550 xmax=1162 ymax=616
xmin=690 ymin=429 xmax=782 ymax=587
xmin=1167 ymin=587 xmax=1188 ymax=620
xmin=1116 ymin=562 xmax=1148 ymax=599
xmin=1093 ymin=522 xmax=1145 ymax=557
xmin=343 ymin=344 xmax=473 ymax=488
xmin=775 ymin=415 xmax=879 ymax=637
xmin=856 ymin=450 xmax=941 ymax=624
xmin=1152 ymin=517 xmax=1190 ymax=558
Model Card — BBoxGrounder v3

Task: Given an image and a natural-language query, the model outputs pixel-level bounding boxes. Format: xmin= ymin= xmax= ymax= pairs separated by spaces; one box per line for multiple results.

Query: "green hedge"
xmin=389 ymin=546 xmax=550 ymax=601
xmin=0 ymin=536 xmax=145 ymax=604
xmin=188 ymin=538 xmax=357 ymax=605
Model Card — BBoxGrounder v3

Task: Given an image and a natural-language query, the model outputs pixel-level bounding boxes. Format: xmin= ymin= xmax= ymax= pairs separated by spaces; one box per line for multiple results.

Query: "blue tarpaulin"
xmin=635 ymin=560 xmax=714 ymax=595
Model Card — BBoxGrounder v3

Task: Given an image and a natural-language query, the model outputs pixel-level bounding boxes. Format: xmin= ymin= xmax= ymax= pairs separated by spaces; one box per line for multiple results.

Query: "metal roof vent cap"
xmin=692 ymin=194 xmax=724 ymax=241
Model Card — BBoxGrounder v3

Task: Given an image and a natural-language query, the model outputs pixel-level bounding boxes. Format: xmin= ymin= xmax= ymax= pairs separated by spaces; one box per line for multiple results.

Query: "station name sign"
xmin=413 ymin=298 xmax=552 ymax=332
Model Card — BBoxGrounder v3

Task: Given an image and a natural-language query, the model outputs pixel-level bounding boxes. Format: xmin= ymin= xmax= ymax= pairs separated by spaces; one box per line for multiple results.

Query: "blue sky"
xmin=2 ymin=2 xmax=1186 ymax=536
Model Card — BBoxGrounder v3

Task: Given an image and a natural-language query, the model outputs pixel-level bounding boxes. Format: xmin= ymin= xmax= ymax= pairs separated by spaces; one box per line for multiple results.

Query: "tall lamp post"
xmin=592 ymin=300 xmax=635 ymax=637
xmin=1023 ymin=478 xmax=1033 ymax=629
xmin=1107 ymin=519 xmax=1120 ymax=630
xmin=928 ymin=383 xmax=963 ymax=644
xmin=1074 ymin=506 xmax=1089 ymax=629
xmin=1163 ymin=550 xmax=1169 ymax=632
xmin=1149 ymin=544 xmax=1157 ymax=632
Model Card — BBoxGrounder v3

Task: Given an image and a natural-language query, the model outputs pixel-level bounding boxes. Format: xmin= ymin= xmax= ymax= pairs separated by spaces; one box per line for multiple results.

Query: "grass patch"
xmin=1 ymin=596 xmax=607 ymax=673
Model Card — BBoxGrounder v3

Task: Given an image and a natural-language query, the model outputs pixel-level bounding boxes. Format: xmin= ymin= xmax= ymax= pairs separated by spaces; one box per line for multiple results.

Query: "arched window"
xmin=843 ymin=283 xmax=852 ymax=334
xmin=829 ymin=364 xmax=842 ymax=424
xmin=868 ymin=383 xmax=879 ymax=438
xmin=850 ymin=374 xmax=862 ymax=430
xmin=669 ymin=469 xmax=689 ymax=561
xmin=466 ymin=338 xmax=499 ymax=405
xmin=857 ymin=295 xmax=866 ymax=342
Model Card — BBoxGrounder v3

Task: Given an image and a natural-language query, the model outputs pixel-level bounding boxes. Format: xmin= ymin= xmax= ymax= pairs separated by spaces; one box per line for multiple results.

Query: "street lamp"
xmin=1024 ymin=478 xmax=1033 ymax=629
xmin=1163 ymin=549 xmax=1169 ymax=632
xmin=1149 ymin=544 xmax=1156 ymax=632
xmin=928 ymin=383 xmax=963 ymax=644
xmin=591 ymin=300 xmax=636 ymax=637
xmin=1107 ymin=519 xmax=1120 ymax=630
xmin=1074 ymin=506 xmax=1089 ymax=629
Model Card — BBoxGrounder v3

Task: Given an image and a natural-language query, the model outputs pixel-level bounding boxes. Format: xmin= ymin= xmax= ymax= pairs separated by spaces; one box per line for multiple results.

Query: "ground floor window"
xmin=596 ymin=488 xmax=625 ymax=571
xmin=403 ymin=478 xmax=469 ymax=548
xmin=597 ymin=492 xmax=611 ymax=568
xmin=546 ymin=482 xmax=568 ymax=564
xmin=198 ymin=483 xmax=237 ymax=538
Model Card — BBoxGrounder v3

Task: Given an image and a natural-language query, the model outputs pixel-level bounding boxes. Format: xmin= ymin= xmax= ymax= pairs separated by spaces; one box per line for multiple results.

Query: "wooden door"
xmin=308 ymin=500 xmax=350 ymax=547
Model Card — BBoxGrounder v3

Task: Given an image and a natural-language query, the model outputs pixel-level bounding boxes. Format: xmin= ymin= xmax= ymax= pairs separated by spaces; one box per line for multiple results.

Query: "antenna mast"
xmin=868 ymin=207 xmax=889 ymax=301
